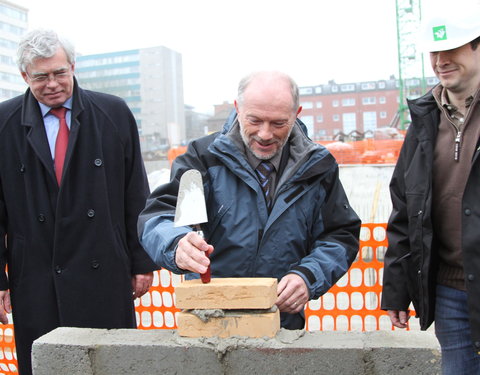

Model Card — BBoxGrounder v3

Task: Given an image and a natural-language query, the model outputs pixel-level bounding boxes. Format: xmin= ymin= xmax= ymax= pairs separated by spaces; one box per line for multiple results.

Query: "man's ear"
xmin=296 ymin=106 xmax=302 ymax=116
xmin=21 ymin=71 xmax=28 ymax=84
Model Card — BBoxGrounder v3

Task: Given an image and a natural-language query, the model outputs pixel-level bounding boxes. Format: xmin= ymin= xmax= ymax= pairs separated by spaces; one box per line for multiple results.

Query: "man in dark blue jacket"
xmin=139 ymin=71 xmax=360 ymax=329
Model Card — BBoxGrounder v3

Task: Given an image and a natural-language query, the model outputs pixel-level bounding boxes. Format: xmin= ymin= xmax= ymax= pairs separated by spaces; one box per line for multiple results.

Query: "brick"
xmin=177 ymin=309 xmax=280 ymax=338
xmin=175 ymin=278 xmax=277 ymax=310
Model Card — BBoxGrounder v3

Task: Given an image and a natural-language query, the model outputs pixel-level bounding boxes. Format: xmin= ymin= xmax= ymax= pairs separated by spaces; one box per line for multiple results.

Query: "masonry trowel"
xmin=174 ymin=169 xmax=210 ymax=283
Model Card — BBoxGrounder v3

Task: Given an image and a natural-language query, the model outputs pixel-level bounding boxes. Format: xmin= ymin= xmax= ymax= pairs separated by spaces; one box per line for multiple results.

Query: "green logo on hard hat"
xmin=433 ymin=25 xmax=447 ymax=41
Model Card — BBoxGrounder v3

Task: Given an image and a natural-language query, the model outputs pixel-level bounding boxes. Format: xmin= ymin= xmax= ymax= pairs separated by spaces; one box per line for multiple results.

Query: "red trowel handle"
xmin=196 ymin=228 xmax=211 ymax=283
xmin=201 ymin=262 xmax=211 ymax=283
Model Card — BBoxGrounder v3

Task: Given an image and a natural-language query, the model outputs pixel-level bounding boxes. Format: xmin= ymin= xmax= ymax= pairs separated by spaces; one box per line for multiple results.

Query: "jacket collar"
xmin=212 ymin=110 xmax=335 ymax=183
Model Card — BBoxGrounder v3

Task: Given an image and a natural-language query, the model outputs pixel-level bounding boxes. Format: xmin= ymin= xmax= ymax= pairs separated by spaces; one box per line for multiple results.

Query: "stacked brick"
xmin=175 ymin=278 xmax=280 ymax=338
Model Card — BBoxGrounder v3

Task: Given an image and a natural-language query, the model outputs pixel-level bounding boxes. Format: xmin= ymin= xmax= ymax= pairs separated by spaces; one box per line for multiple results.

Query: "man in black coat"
xmin=381 ymin=5 xmax=480 ymax=374
xmin=0 ymin=29 xmax=156 ymax=375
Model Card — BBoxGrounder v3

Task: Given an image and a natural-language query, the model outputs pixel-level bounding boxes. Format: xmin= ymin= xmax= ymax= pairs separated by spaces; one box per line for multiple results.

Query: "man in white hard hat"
xmin=381 ymin=3 xmax=480 ymax=373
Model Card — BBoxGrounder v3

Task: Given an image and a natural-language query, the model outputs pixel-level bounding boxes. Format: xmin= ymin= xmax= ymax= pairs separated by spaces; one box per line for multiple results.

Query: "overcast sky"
xmin=16 ymin=0 xmax=407 ymax=113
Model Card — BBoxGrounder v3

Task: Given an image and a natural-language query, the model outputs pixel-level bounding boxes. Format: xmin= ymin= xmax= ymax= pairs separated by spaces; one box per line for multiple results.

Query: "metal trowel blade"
xmin=174 ymin=169 xmax=208 ymax=227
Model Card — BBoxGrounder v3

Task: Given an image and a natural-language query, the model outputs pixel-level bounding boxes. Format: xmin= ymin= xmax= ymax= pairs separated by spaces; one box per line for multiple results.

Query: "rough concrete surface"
xmin=32 ymin=327 xmax=441 ymax=375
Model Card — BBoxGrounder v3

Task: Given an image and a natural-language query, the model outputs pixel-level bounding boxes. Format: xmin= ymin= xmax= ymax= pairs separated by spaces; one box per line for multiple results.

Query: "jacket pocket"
xmin=8 ymin=235 xmax=25 ymax=288
xmin=113 ymin=225 xmax=130 ymax=268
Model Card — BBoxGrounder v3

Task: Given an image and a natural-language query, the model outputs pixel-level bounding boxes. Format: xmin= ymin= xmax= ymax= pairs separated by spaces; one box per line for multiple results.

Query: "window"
xmin=316 ymin=101 xmax=323 ymax=108
xmin=316 ymin=115 xmax=323 ymax=123
xmin=380 ymin=111 xmax=387 ymax=119
xmin=379 ymin=96 xmax=386 ymax=104
xmin=362 ymin=97 xmax=376 ymax=105
xmin=340 ymin=84 xmax=355 ymax=92
xmin=342 ymin=98 xmax=355 ymax=107
xmin=332 ymin=100 xmax=339 ymax=107
xmin=378 ymin=81 xmax=386 ymax=89
xmin=406 ymin=78 xmax=420 ymax=87
xmin=299 ymin=87 xmax=313 ymax=95
xmin=300 ymin=101 xmax=313 ymax=109
xmin=333 ymin=114 xmax=340 ymax=122
xmin=314 ymin=86 xmax=322 ymax=94
xmin=300 ymin=115 xmax=314 ymax=136
xmin=427 ymin=77 xmax=439 ymax=85
xmin=343 ymin=113 xmax=356 ymax=134
xmin=361 ymin=82 xmax=376 ymax=90
xmin=331 ymin=85 xmax=338 ymax=93
xmin=363 ymin=112 xmax=377 ymax=132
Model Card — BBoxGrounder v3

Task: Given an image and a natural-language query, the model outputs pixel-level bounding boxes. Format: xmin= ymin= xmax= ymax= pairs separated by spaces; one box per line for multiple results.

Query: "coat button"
xmin=465 ymin=208 xmax=472 ymax=216
xmin=475 ymin=341 xmax=480 ymax=348
xmin=94 ymin=159 xmax=103 ymax=167
xmin=20 ymin=164 xmax=25 ymax=173
xmin=468 ymin=274 xmax=475 ymax=281
xmin=55 ymin=265 xmax=62 ymax=274
xmin=87 ymin=209 xmax=95 ymax=218
xmin=38 ymin=214 xmax=45 ymax=222
xmin=91 ymin=260 xmax=100 ymax=269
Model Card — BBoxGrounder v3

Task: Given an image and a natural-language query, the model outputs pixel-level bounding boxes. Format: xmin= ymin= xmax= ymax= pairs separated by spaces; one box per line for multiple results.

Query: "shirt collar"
xmin=39 ymin=96 xmax=73 ymax=117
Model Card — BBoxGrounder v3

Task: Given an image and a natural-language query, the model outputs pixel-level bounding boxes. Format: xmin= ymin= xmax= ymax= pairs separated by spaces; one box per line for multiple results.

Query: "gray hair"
xmin=237 ymin=71 xmax=300 ymax=111
xmin=17 ymin=29 xmax=75 ymax=72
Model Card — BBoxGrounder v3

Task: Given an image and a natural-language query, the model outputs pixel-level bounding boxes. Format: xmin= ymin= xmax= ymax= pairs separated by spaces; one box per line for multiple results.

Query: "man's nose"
xmin=45 ymin=78 xmax=59 ymax=88
xmin=257 ymin=123 xmax=274 ymax=140
xmin=435 ymin=51 xmax=450 ymax=66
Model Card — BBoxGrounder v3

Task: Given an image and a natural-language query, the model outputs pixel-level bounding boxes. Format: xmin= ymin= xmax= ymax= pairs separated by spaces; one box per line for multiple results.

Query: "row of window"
xmin=300 ymin=77 xmax=439 ymax=95
xmin=0 ymin=37 xmax=18 ymax=50
xmin=76 ymin=66 xmax=140 ymax=79
xmin=0 ymin=53 xmax=15 ymax=66
xmin=76 ymin=53 xmax=140 ymax=68
xmin=0 ymin=71 xmax=23 ymax=84
xmin=0 ymin=4 xmax=27 ymax=22
xmin=76 ymin=77 xmax=141 ymax=90
xmin=301 ymin=96 xmax=395 ymax=109
xmin=0 ymin=21 xmax=25 ymax=36
xmin=301 ymin=111 xmax=387 ymax=126
xmin=0 ymin=87 xmax=23 ymax=98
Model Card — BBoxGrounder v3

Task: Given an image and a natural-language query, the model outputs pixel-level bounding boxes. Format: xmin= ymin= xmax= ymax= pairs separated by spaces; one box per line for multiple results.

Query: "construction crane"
xmin=395 ymin=0 xmax=426 ymax=129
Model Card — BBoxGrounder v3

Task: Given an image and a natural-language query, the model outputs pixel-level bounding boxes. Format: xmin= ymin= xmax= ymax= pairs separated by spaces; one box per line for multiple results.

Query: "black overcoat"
xmin=0 ymin=80 xmax=156 ymax=374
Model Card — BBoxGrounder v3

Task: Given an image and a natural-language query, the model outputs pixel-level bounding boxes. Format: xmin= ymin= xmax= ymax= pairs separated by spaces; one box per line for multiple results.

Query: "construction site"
xmin=0 ymin=0 xmax=448 ymax=374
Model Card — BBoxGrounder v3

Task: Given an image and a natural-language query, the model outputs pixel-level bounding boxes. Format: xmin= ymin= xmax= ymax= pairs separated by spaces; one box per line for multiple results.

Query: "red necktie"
xmin=50 ymin=107 xmax=69 ymax=185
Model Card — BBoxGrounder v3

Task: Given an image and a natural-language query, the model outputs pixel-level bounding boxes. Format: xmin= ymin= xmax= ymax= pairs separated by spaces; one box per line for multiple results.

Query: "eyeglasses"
xmin=26 ymin=68 xmax=71 ymax=83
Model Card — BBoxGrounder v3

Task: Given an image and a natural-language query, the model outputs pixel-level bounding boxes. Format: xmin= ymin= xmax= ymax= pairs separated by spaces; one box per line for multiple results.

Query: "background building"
xmin=0 ymin=0 xmax=27 ymax=101
xmin=75 ymin=46 xmax=185 ymax=159
xmin=298 ymin=76 xmax=438 ymax=141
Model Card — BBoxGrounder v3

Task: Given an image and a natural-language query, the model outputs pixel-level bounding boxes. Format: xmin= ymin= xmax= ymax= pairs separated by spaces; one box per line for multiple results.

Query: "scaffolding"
xmin=395 ymin=0 xmax=426 ymax=129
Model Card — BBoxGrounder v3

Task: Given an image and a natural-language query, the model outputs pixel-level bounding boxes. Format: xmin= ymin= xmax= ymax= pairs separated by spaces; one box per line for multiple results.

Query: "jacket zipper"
xmin=454 ymin=130 xmax=462 ymax=161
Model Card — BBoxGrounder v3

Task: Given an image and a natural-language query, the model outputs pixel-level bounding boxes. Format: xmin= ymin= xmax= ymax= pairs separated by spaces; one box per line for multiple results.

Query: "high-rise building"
xmin=75 ymin=46 xmax=185 ymax=158
xmin=0 ymin=0 xmax=27 ymax=102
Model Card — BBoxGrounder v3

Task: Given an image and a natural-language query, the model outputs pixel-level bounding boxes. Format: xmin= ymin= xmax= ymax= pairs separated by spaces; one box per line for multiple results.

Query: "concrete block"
xmin=177 ymin=309 xmax=280 ymax=338
xmin=32 ymin=328 xmax=441 ymax=375
xmin=175 ymin=277 xmax=277 ymax=309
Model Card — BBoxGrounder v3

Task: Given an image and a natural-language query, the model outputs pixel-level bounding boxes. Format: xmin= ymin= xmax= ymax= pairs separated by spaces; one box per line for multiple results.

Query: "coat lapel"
xmin=61 ymin=80 xmax=85 ymax=183
xmin=21 ymin=90 xmax=57 ymax=182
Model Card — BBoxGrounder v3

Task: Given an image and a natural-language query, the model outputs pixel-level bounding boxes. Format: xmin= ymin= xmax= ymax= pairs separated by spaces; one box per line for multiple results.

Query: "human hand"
xmin=0 ymin=290 xmax=11 ymax=324
xmin=175 ymin=232 xmax=214 ymax=274
xmin=276 ymin=274 xmax=309 ymax=314
xmin=387 ymin=310 xmax=410 ymax=328
xmin=131 ymin=272 xmax=154 ymax=299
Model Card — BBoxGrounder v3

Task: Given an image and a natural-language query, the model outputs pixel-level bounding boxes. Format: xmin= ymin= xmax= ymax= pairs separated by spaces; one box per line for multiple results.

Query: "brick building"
xmin=298 ymin=76 xmax=439 ymax=141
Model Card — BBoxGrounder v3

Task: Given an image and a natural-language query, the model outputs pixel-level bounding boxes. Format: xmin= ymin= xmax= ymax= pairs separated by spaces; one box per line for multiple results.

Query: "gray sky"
xmin=17 ymin=0 xmax=402 ymax=113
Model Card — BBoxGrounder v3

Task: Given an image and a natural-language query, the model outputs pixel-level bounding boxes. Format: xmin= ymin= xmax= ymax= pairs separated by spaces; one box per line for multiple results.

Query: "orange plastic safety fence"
xmin=0 ymin=223 xmax=400 ymax=373
xmin=0 ymin=326 xmax=17 ymax=374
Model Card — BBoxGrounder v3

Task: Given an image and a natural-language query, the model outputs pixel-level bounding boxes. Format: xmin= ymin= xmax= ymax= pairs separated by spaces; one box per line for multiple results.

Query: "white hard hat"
xmin=420 ymin=2 xmax=480 ymax=52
